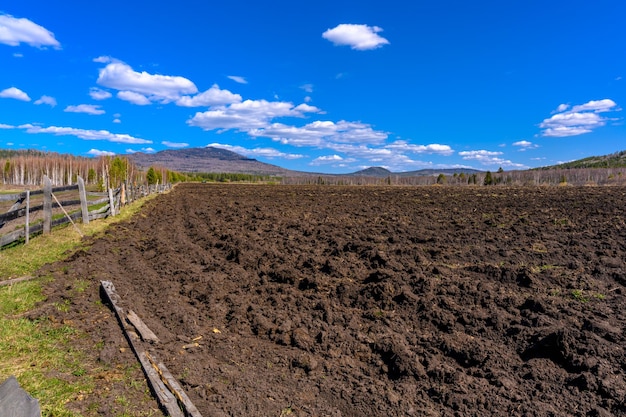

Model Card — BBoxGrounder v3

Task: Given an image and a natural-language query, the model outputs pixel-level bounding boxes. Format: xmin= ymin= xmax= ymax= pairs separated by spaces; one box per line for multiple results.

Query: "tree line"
xmin=0 ymin=151 xmax=177 ymax=189
xmin=0 ymin=150 xmax=278 ymax=188
xmin=282 ymin=167 xmax=626 ymax=187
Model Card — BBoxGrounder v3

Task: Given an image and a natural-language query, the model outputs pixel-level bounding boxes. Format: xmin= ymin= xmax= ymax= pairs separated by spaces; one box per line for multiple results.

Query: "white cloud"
xmin=90 ymin=87 xmax=112 ymax=100
xmin=126 ymin=147 xmax=155 ymax=154
xmin=176 ymin=84 xmax=242 ymax=107
xmin=459 ymin=150 xmax=526 ymax=168
xmin=570 ymin=99 xmax=618 ymax=113
xmin=34 ymin=95 xmax=57 ymax=107
xmin=227 ymin=75 xmax=247 ymax=84
xmin=322 ymin=24 xmax=390 ymax=51
xmin=87 ymin=149 xmax=115 ymax=156
xmin=208 ymin=143 xmax=303 ymax=160
xmin=540 ymin=112 xmax=604 ymax=137
xmin=117 ymin=91 xmax=151 ymax=105
xmin=0 ymin=14 xmax=60 ymax=48
xmin=459 ymin=150 xmax=502 ymax=159
xmin=162 ymin=141 xmax=189 ymax=148
xmin=0 ymin=123 xmax=14 ymax=129
xmin=93 ymin=56 xmax=115 ymax=63
xmin=386 ymin=140 xmax=454 ymax=155
xmin=250 ymin=120 xmax=388 ymax=147
xmin=13 ymin=53 xmax=23 ymax=58
xmin=311 ymin=155 xmax=344 ymax=164
xmin=512 ymin=140 xmax=538 ymax=151
xmin=540 ymin=98 xmax=619 ymax=137
xmin=554 ymin=104 xmax=569 ymax=113
xmin=0 ymin=87 xmax=31 ymax=101
xmin=188 ymin=99 xmax=321 ymax=131
xmin=19 ymin=124 xmax=151 ymax=144
xmin=323 ymin=143 xmax=442 ymax=170
xmin=300 ymin=84 xmax=314 ymax=93
xmin=113 ymin=118 xmax=121 ymax=124
xmin=64 ymin=104 xmax=105 ymax=115
xmin=97 ymin=60 xmax=197 ymax=103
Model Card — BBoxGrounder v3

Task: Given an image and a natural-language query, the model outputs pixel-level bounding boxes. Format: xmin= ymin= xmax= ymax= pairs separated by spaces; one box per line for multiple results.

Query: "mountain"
xmin=538 ymin=150 xmax=626 ymax=169
xmin=353 ymin=167 xmax=393 ymax=176
xmin=127 ymin=147 xmax=296 ymax=176
xmin=351 ymin=166 xmax=482 ymax=177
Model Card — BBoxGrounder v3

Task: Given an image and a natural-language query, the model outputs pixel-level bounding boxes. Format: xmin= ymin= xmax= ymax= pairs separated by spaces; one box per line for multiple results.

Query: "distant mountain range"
xmin=127 ymin=147 xmax=483 ymax=177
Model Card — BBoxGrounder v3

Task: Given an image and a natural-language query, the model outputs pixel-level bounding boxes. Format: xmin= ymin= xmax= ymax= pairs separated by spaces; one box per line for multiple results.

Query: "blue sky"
xmin=0 ymin=1 xmax=624 ymax=173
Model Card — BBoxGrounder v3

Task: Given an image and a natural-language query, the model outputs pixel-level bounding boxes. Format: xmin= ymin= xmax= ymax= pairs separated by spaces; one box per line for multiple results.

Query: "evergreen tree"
xmin=484 ymin=171 xmax=493 ymax=186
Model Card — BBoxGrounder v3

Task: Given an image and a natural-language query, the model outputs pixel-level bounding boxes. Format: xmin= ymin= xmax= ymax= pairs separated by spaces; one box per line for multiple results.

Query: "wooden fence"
xmin=0 ymin=176 xmax=171 ymax=249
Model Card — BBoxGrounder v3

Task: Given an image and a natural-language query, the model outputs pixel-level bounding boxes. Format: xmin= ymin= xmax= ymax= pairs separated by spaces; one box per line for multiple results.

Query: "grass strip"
xmin=0 ymin=193 xmax=161 ymax=416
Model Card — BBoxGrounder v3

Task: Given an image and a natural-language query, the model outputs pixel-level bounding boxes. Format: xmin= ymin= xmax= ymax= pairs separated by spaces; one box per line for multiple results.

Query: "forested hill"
xmin=127 ymin=147 xmax=296 ymax=176
xmin=539 ymin=150 xmax=626 ymax=169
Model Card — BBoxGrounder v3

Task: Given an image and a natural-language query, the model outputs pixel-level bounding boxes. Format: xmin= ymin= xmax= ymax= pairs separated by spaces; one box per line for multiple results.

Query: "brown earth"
xmin=35 ymin=184 xmax=626 ymax=416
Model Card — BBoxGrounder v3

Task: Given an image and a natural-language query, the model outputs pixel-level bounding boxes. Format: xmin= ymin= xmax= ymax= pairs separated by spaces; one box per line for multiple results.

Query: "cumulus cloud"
xmin=322 ymin=24 xmax=390 ymax=51
xmin=459 ymin=150 xmax=526 ymax=168
xmin=247 ymin=120 xmax=388 ymax=147
xmin=117 ymin=91 xmax=151 ymax=105
xmin=126 ymin=147 xmax=155 ymax=154
xmin=93 ymin=56 xmax=116 ymax=64
xmin=162 ymin=141 xmax=189 ymax=148
xmin=227 ymin=75 xmax=247 ymax=84
xmin=310 ymin=155 xmax=347 ymax=165
xmin=0 ymin=14 xmax=60 ymax=48
xmin=0 ymin=87 xmax=31 ymax=101
xmin=64 ymin=104 xmax=105 ymax=115
xmin=90 ymin=87 xmax=112 ymax=100
xmin=87 ymin=149 xmax=115 ymax=156
xmin=97 ymin=60 xmax=197 ymax=103
xmin=208 ymin=143 xmax=303 ymax=160
xmin=188 ymin=99 xmax=321 ymax=131
xmin=570 ymin=99 xmax=618 ymax=113
xmin=540 ymin=98 xmax=619 ymax=137
xmin=176 ymin=84 xmax=242 ymax=107
xmin=300 ymin=84 xmax=314 ymax=93
xmin=512 ymin=140 xmax=538 ymax=151
xmin=19 ymin=124 xmax=151 ymax=144
xmin=386 ymin=140 xmax=454 ymax=155
xmin=34 ymin=95 xmax=57 ymax=107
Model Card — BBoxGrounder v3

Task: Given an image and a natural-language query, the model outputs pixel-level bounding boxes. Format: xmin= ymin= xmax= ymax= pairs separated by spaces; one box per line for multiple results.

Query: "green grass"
xmin=0 ymin=192 xmax=161 ymax=416
xmin=0 ymin=279 xmax=92 ymax=416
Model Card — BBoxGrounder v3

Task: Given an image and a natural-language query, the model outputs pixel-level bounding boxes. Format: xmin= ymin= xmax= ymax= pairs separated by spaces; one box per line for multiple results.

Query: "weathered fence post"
xmin=108 ymin=188 xmax=116 ymax=217
xmin=77 ymin=176 xmax=89 ymax=225
xmin=25 ymin=191 xmax=30 ymax=244
xmin=121 ymin=182 xmax=127 ymax=207
xmin=43 ymin=176 xmax=52 ymax=234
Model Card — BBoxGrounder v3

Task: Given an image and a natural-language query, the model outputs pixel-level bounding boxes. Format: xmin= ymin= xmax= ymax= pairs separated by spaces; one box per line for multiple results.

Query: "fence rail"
xmin=0 ymin=176 xmax=171 ymax=249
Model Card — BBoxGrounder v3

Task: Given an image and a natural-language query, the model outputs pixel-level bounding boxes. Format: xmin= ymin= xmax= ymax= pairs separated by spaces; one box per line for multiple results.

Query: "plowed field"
xmin=38 ymin=184 xmax=626 ymax=416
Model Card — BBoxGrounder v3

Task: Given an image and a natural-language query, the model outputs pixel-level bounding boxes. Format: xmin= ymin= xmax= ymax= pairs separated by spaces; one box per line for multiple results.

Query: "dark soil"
xmin=37 ymin=184 xmax=626 ymax=416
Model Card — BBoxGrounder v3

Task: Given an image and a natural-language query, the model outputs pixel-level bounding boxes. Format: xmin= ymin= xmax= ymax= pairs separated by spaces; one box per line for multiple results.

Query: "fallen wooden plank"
xmin=138 ymin=351 xmax=184 ymax=417
xmin=145 ymin=352 xmax=203 ymax=417
xmin=100 ymin=281 xmax=201 ymax=417
xmin=127 ymin=310 xmax=160 ymax=343
xmin=0 ymin=376 xmax=41 ymax=417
